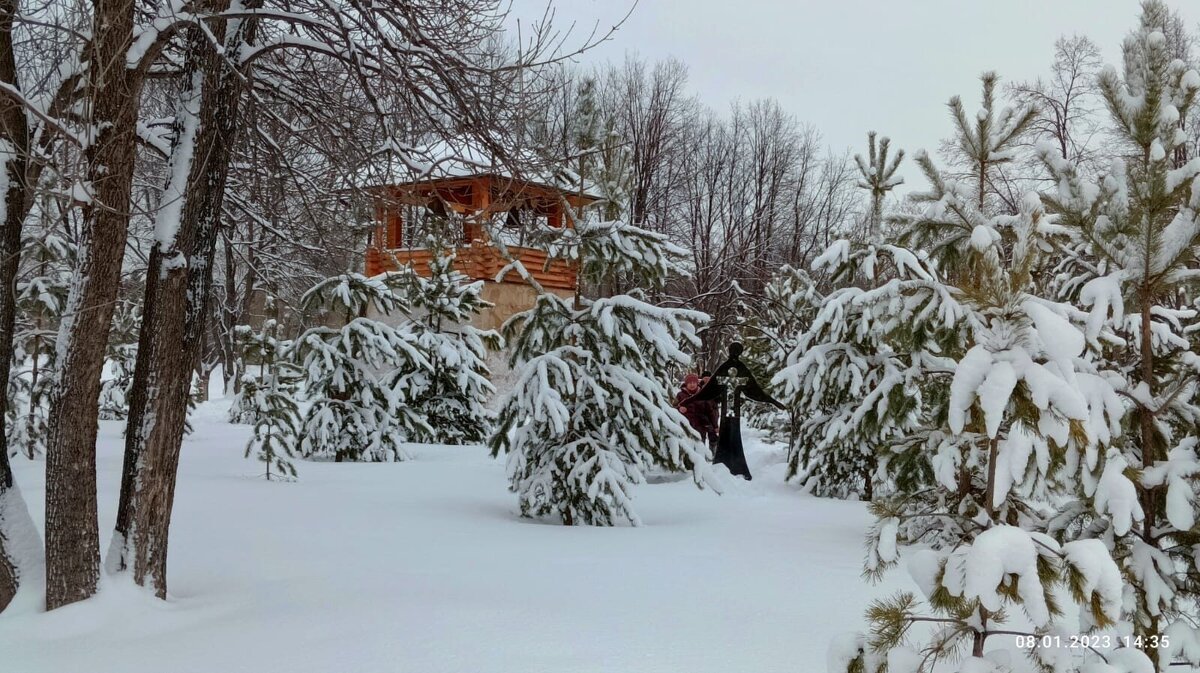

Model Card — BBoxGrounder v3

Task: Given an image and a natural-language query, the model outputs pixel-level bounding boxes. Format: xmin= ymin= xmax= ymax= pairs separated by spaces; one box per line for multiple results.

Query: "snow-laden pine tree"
xmin=237 ymin=317 xmax=301 ymax=480
xmin=739 ymin=265 xmax=816 ymax=443
xmin=573 ymin=76 xmax=600 ymax=177
xmin=772 ymin=240 xmax=941 ymax=499
xmin=293 ymin=273 xmax=431 ymax=462
xmin=856 ymin=131 xmax=905 ymax=242
xmin=7 ymin=234 xmax=74 ymax=459
xmin=227 ymin=339 xmax=261 ymax=425
xmin=779 ymin=78 xmax=1038 ymax=502
xmin=387 ymin=239 xmax=500 ymax=444
xmin=771 ymin=131 xmax=913 ymax=499
xmin=571 ymin=75 xmax=629 ymax=222
xmin=489 ymin=219 xmax=716 ymax=526
xmin=228 ymin=297 xmax=301 ymax=426
xmin=828 ymin=169 xmax=1135 ymax=673
xmin=1037 ymin=5 xmax=1200 ymax=667
xmin=809 ymin=74 xmax=1143 ymax=672
xmin=97 ymin=299 xmax=141 ymax=422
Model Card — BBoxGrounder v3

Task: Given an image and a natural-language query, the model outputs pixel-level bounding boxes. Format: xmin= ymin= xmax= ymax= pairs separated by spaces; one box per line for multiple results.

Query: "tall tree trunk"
xmin=0 ymin=0 xmax=26 ymax=462
xmin=43 ymin=0 xmax=138 ymax=609
xmin=110 ymin=15 xmax=253 ymax=596
xmin=0 ymin=441 xmax=40 ymax=613
xmin=221 ymin=232 xmax=239 ymax=394
xmin=0 ymin=0 xmax=37 ymax=613
xmin=1140 ymin=291 xmax=1156 ymax=539
xmin=194 ymin=328 xmax=213 ymax=403
xmin=1139 ymin=287 xmax=1161 ymax=670
xmin=23 ymin=326 xmax=39 ymax=453
xmin=229 ymin=222 xmax=258 ymax=395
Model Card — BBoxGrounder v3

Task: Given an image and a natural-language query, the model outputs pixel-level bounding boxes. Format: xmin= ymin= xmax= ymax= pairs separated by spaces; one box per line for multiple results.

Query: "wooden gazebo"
xmin=358 ymin=137 xmax=600 ymax=327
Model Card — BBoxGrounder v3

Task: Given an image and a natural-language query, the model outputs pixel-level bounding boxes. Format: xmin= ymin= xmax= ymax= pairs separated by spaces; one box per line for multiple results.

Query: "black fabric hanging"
xmin=683 ymin=342 xmax=783 ymax=481
xmin=714 ymin=416 xmax=752 ymax=479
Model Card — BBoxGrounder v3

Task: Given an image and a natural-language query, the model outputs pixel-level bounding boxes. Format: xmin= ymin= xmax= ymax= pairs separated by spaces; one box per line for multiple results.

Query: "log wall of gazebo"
xmin=366 ymin=242 xmax=575 ymax=290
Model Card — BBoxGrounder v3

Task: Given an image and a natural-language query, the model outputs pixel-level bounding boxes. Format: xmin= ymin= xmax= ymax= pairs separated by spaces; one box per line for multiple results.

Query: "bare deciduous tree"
xmin=1010 ymin=35 xmax=1103 ymax=169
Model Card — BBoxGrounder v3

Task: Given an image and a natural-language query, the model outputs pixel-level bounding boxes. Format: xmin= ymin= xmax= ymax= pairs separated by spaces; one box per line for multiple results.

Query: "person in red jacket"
xmin=676 ymin=373 xmax=718 ymax=449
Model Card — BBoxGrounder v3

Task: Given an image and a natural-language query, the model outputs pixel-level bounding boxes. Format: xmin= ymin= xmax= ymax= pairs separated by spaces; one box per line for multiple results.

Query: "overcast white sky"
xmin=507 ymin=0 xmax=1200 ymax=181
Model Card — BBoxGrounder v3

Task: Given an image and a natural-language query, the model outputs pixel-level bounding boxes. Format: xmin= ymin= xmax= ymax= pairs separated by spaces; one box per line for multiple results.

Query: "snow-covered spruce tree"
xmin=237 ymin=318 xmax=301 ymax=480
xmin=293 ymin=273 xmax=431 ymax=462
xmin=229 ymin=299 xmax=301 ymax=426
xmin=98 ymin=299 xmax=141 ymax=421
xmin=7 ymin=234 xmax=74 ymax=459
xmin=829 ymin=172 xmax=1133 ymax=673
xmin=228 ymin=323 xmax=267 ymax=425
xmin=488 ymin=220 xmax=716 ymax=526
xmin=1037 ymin=6 xmax=1200 ymax=667
xmin=387 ymin=239 xmax=501 ymax=444
xmin=227 ymin=336 xmax=260 ymax=425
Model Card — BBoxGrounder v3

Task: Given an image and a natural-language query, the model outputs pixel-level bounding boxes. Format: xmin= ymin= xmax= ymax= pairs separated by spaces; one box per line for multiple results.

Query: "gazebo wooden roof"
xmin=360 ymin=138 xmax=600 ymax=291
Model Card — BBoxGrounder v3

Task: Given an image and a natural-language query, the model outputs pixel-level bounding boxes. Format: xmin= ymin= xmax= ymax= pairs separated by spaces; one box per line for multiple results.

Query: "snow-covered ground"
xmin=2 ymin=402 xmax=906 ymax=673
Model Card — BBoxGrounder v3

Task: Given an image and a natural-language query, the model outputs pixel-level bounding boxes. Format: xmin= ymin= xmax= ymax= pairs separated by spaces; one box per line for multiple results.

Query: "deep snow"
xmin=1 ymin=402 xmax=906 ymax=673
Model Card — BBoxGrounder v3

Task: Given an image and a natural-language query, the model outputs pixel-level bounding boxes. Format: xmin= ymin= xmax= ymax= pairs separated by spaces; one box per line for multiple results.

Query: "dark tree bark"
xmin=0 ymin=453 xmax=23 ymax=613
xmin=220 ymin=232 xmax=239 ymax=393
xmin=111 ymin=14 xmax=254 ymax=596
xmin=43 ymin=0 xmax=138 ymax=610
xmin=0 ymin=0 xmax=34 ymax=613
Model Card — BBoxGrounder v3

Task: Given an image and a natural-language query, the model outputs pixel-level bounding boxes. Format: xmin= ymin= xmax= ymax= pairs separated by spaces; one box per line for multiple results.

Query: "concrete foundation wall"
xmin=359 ymin=280 xmax=572 ymax=408
xmin=475 ymin=282 xmax=573 ymax=332
xmin=363 ymin=281 xmax=571 ymax=332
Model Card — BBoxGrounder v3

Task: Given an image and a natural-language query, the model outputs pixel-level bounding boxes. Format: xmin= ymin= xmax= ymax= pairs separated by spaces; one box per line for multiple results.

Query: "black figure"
xmin=684 ymin=343 xmax=783 ymax=480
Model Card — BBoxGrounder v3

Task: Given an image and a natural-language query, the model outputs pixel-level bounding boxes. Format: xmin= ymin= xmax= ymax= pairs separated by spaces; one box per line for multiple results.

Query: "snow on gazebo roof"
xmin=348 ymin=134 xmax=601 ymax=200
